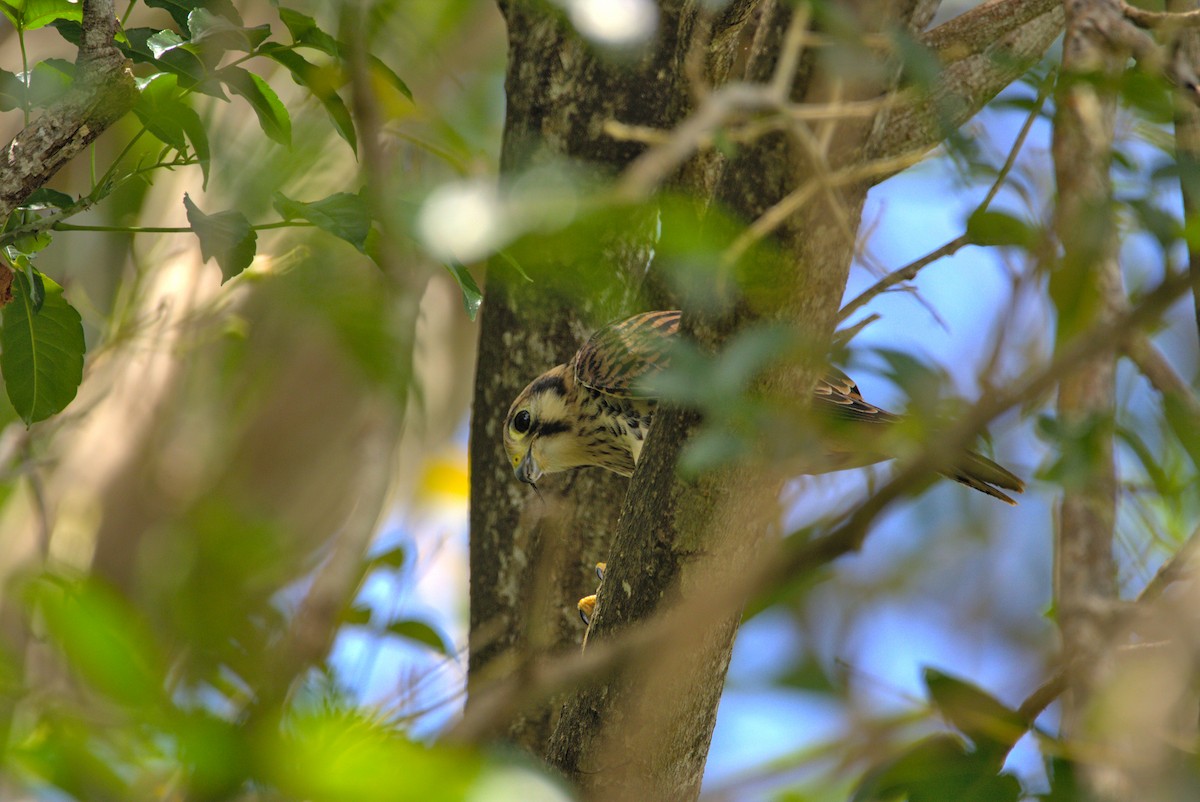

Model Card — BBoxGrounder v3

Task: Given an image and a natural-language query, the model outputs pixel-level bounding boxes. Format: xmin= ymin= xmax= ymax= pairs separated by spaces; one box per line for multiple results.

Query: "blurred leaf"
xmin=966 ymin=209 xmax=1037 ymax=248
xmin=370 ymin=55 xmax=412 ymax=100
xmin=184 ymin=194 xmax=257 ymax=281
xmin=1120 ymin=69 xmax=1174 ymax=124
xmin=278 ymin=7 xmax=340 ymax=54
xmin=218 ymin=66 xmax=292 ymax=146
xmin=1163 ymin=393 xmax=1200 ymax=471
xmin=444 ymin=261 xmax=482 ymax=320
xmin=890 ymin=27 xmax=941 ymax=91
xmin=924 ymin=668 xmax=1026 ymax=755
xmin=344 ymin=603 xmax=373 ymax=626
xmin=10 ymin=714 xmax=131 ymax=800
xmin=22 ymin=58 xmax=75 ymax=108
xmin=176 ymin=710 xmax=253 ymax=799
xmin=387 ymin=619 xmax=453 ymax=657
xmin=1117 ymin=424 xmax=1177 ymax=497
xmin=367 ymin=544 xmax=407 ymax=572
xmin=267 ymin=709 xmax=482 ymax=801
xmin=260 ymin=43 xmax=357 ymax=153
xmin=0 ymin=67 xmax=21 ymax=110
xmin=852 ymin=733 xmax=1022 ymax=802
xmin=27 ymin=575 xmax=165 ymax=709
xmin=1041 ymin=756 xmax=1081 ymax=801
xmin=1126 ymin=197 xmax=1181 ymax=251
xmin=274 ymin=191 xmax=371 ymax=252
xmin=1 ymin=269 xmax=84 ymax=423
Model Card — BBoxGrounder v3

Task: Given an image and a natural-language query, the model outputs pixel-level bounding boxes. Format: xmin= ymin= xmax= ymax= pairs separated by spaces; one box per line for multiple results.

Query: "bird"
xmin=503 ymin=310 xmax=1024 ymax=503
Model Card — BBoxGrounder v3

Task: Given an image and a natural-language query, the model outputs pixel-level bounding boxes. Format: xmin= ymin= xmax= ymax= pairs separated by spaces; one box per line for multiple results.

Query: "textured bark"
xmin=0 ymin=0 xmax=137 ymax=218
xmin=1051 ymin=0 xmax=1124 ymax=796
xmin=471 ymin=0 xmax=1066 ymax=795
xmin=467 ymin=1 xmax=709 ymax=753
xmin=541 ymin=2 xmax=951 ymax=799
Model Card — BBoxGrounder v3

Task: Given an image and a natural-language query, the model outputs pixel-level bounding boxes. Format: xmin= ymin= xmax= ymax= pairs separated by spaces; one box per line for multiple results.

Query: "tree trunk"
xmin=468 ymin=0 xmax=1064 ymax=793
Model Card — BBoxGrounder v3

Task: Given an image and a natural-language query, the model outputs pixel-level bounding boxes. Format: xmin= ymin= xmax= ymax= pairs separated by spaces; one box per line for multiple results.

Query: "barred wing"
xmin=815 ymin=368 xmax=899 ymax=424
xmin=574 ymin=310 xmax=680 ymax=397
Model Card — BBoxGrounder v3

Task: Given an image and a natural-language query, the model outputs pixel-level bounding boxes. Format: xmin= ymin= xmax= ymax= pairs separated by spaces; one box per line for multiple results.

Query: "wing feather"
xmin=574 ymin=310 xmax=680 ymax=397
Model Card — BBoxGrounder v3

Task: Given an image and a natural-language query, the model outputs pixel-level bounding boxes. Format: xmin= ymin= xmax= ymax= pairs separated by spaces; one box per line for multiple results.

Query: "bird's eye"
xmin=513 ymin=409 xmax=532 ymax=434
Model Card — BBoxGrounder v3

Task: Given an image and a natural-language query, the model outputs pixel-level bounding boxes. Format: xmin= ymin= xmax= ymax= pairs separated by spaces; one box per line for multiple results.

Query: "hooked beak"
xmin=515 ymin=449 xmax=543 ymax=486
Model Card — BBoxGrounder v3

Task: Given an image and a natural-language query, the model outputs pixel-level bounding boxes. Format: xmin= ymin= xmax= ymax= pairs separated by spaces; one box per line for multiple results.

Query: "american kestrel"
xmin=503 ymin=310 xmax=1024 ymax=503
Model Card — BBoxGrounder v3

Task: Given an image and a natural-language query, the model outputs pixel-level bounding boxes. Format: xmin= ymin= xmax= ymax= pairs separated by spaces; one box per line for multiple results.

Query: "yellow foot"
xmin=577 ymin=594 xmax=597 ymax=625
xmin=576 ymin=563 xmax=608 ymax=626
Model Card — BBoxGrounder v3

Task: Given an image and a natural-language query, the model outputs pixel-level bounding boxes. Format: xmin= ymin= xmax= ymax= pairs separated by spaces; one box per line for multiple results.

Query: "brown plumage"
xmin=503 ymin=311 xmax=1024 ymax=504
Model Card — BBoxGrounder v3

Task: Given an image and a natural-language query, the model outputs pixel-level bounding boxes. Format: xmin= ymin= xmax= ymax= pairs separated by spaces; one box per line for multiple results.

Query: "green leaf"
xmin=144 ymin=0 xmax=243 ymax=30
xmin=135 ymin=72 xmax=210 ymax=186
xmin=134 ymin=73 xmax=188 ymax=151
xmin=278 ymin=7 xmax=339 ymax=54
xmin=24 ymin=58 xmax=75 ymax=107
xmin=852 ymin=734 xmax=1023 ymax=802
xmin=924 ymin=668 xmax=1027 ymax=754
xmin=370 ymin=56 xmax=412 ymax=100
xmin=965 ymin=209 xmax=1037 ymax=248
xmin=259 ymin=43 xmax=357 ymax=154
xmin=0 ymin=67 xmax=22 ymax=111
xmin=217 ymin=66 xmax=291 ymax=146
xmin=1 ymin=270 xmax=85 ymax=424
xmin=386 ymin=619 xmax=452 ymax=656
xmin=187 ymin=8 xmax=270 ymax=53
xmin=273 ymin=191 xmax=371 ymax=252
xmin=343 ymin=604 xmax=373 ymax=626
xmin=22 ymin=188 xmax=75 ymax=210
xmin=26 ymin=574 xmax=165 ymax=709
xmin=3 ymin=0 xmax=81 ymax=30
xmin=443 ymin=262 xmax=482 ymax=320
xmin=367 ymin=545 xmax=406 ymax=571
xmin=122 ymin=27 xmax=219 ymax=95
xmin=183 ymin=194 xmax=257 ymax=282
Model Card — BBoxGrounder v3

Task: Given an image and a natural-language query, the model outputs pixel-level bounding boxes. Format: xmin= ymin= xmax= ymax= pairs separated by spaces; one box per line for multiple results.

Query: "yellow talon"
xmin=577 ymin=594 xmax=597 ymax=625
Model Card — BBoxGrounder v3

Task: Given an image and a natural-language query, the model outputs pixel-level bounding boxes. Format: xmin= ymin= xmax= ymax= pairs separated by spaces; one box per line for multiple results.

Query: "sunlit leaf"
xmin=187 ymin=8 xmax=269 ymax=53
xmin=145 ymin=0 xmax=242 ymax=30
xmin=184 ymin=194 xmax=257 ymax=281
xmin=4 ymin=0 xmax=81 ymax=29
xmin=1 ymin=269 xmax=84 ymax=423
xmin=273 ymin=191 xmax=371 ymax=252
xmin=27 ymin=575 xmax=165 ymax=709
xmin=266 ymin=710 xmax=482 ymax=802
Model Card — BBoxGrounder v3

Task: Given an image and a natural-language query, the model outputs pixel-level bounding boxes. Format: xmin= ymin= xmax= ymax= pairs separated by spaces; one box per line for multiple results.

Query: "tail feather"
xmin=944 ymin=451 xmax=1025 ymax=506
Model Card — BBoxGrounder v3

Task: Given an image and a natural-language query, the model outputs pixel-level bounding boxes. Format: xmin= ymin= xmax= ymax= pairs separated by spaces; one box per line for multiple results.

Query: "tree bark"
xmin=470 ymin=0 xmax=1065 ymax=793
xmin=0 ymin=0 xmax=137 ymax=218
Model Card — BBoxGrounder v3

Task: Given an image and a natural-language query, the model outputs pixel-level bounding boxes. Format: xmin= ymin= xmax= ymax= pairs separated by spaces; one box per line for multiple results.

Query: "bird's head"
xmin=503 ymin=364 xmax=588 ymax=485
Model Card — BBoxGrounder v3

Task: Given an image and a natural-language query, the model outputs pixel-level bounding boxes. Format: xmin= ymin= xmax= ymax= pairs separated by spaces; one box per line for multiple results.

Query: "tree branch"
xmin=0 ymin=0 xmax=137 ymax=219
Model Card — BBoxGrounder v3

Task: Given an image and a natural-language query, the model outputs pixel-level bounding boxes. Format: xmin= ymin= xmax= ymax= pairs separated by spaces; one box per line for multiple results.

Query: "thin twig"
xmin=451 ymin=268 xmax=1199 ymax=745
xmin=838 ymin=72 xmax=1052 ymax=322
xmin=721 ymin=149 xmax=928 ymax=266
